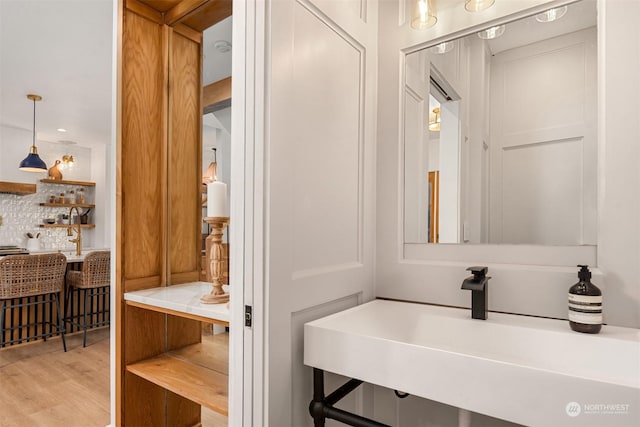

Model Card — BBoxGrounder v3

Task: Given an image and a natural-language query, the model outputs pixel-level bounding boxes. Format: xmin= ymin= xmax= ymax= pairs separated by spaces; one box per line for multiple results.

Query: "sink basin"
xmin=304 ymin=299 xmax=640 ymax=426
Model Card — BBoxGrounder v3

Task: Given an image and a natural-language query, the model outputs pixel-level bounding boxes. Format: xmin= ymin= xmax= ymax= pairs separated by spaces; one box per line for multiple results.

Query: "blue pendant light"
xmin=19 ymin=94 xmax=47 ymax=172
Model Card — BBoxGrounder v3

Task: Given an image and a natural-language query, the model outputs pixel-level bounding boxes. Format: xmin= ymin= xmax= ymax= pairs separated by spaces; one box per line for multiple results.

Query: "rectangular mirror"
xmin=404 ymin=0 xmax=597 ymax=246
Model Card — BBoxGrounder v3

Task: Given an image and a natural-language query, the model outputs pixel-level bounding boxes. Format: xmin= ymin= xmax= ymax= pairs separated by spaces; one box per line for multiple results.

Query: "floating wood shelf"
xmin=39 ymin=203 xmax=96 ymax=208
xmin=39 ymin=224 xmax=96 ymax=229
xmin=39 ymin=179 xmax=96 ymax=187
xmin=0 ymin=181 xmax=36 ymax=195
xmin=126 ymin=342 xmax=228 ymax=416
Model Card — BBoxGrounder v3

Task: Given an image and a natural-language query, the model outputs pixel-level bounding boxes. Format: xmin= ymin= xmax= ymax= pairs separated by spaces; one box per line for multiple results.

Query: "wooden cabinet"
xmin=116 ymin=0 xmax=232 ymax=425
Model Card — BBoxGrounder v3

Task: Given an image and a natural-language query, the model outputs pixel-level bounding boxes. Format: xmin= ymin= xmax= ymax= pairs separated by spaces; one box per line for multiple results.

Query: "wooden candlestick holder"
xmin=201 ymin=216 xmax=230 ymax=304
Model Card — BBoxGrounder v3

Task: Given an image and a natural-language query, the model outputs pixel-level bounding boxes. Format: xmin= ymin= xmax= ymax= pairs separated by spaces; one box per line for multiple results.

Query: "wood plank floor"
xmin=0 ymin=328 xmax=228 ymax=427
xmin=0 ymin=329 xmax=110 ymax=427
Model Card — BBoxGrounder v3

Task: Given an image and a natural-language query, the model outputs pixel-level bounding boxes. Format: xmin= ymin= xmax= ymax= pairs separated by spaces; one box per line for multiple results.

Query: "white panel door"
xmin=489 ymin=28 xmax=597 ymax=245
xmin=262 ymin=1 xmax=378 ymax=426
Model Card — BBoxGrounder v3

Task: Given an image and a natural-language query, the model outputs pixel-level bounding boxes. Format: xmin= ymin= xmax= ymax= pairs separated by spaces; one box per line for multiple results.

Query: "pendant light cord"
xmin=32 ymin=97 xmax=36 ymax=148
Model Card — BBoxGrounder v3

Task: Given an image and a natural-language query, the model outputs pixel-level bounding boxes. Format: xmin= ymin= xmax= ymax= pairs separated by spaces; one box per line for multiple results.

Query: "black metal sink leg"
xmin=309 ymin=368 xmax=392 ymax=427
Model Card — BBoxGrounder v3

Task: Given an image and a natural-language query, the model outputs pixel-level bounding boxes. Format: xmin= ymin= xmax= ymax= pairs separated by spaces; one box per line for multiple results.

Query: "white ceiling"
xmin=0 ymin=0 xmax=113 ymax=148
xmin=203 ymin=16 xmax=232 ymax=86
xmin=487 ymin=0 xmax=596 ymax=54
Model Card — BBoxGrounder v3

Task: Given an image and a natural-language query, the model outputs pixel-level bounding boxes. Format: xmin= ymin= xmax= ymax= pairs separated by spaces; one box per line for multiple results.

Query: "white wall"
xmin=91 ymin=142 xmax=110 ymax=249
xmin=376 ymin=0 xmax=639 ymax=425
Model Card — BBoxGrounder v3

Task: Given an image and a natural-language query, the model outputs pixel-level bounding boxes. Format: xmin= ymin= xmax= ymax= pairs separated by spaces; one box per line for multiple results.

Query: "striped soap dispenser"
xmin=568 ymin=265 xmax=602 ymax=334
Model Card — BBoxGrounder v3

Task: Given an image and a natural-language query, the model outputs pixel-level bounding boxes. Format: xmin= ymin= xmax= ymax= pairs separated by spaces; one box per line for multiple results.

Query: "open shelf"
xmin=39 ymin=224 xmax=95 ymax=229
xmin=0 ymin=181 xmax=36 ymax=195
xmin=126 ymin=349 xmax=228 ymax=415
xmin=39 ymin=203 xmax=96 ymax=208
xmin=124 ymin=286 xmax=230 ymax=417
xmin=127 ymin=334 xmax=229 ymax=416
xmin=39 ymin=179 xmax=96 ymax=187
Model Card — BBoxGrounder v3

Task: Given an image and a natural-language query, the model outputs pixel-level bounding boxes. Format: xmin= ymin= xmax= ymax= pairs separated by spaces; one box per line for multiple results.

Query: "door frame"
xmin=230 ymin=0 xmax=264 ymax=425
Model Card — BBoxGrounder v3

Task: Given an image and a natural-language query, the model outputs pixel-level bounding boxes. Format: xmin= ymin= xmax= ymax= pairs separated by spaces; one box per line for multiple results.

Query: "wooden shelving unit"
xmin=39 ymin=224 xmax=96 ymax=229
xmin=124 ymin=282 xmax=230 ymax=418
xmin=39 ymin=179 xmax=96 ymax=187
xmin=39 ymin=203 xmax=96 ymax=208
xmin=117 ymin=1 xmax=232 ymax=424
xmin=38 ymin=181 xmax=96 ymax=229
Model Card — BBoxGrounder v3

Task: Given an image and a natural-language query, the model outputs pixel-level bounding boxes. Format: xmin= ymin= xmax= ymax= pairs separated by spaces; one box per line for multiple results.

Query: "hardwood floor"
xmin=0 ymin=328 xmax=110 ymax=427
xmin=0 ymin=328 xmax=228 ymax=427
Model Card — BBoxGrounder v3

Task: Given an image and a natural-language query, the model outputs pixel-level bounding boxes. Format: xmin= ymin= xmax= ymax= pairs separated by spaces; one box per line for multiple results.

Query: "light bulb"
xmin=431 ymin=41 xmax=455 ymax=54
xmin=411 ymin=0 xmax=437 ymax=30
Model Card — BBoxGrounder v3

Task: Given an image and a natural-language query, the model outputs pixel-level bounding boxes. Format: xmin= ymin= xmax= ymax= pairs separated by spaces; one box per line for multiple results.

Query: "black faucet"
xmin=461 ymin=266 xmax=491 ymax=320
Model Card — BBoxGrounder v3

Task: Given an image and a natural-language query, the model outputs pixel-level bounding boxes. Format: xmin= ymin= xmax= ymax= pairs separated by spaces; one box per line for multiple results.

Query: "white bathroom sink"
xmin=304 ymin=299 xmax=640 ymax=426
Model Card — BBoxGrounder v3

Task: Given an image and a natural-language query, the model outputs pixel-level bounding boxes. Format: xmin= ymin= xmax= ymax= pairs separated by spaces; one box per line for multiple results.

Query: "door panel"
xmin=265 ymin=0 xmax=377 ymax=425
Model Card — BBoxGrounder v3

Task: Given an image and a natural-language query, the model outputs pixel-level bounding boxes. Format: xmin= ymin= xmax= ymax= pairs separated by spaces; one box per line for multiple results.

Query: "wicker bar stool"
xmin=64 ymin=250 xmax=110 ymax=347
xmin=0 ymin=253 xmax=67 ymax=351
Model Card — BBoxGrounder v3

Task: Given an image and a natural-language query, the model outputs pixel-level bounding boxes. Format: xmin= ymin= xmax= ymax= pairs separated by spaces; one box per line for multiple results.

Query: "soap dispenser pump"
xmin=568 ymin=265 xmax=602 ymax=334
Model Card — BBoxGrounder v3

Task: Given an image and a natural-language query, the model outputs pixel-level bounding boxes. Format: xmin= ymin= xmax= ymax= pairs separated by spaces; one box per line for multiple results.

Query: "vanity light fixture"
xmin=202 ymin=147 xmax=218 ymax=184
xmin=19 ymin=94 xmax=47 ymax=172
xmin=536 ymin=6 xmax=568 ymax=23
xmin=411 ymin=0 xmax=437 ymax=30
xmin=431 ymin=41 xmax=455 ymax=54
xmin=428 ymin=107 xmax=441 ymax=132
xmin=465 ymin=0 xmax=495 ymax=12
xmin=477 ymin=24 xmax=506 ymax=39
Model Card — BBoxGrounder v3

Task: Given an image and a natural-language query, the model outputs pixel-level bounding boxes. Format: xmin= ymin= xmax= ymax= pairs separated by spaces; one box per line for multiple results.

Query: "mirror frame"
xmin=398 ymin=0 xmax=597 ymax=267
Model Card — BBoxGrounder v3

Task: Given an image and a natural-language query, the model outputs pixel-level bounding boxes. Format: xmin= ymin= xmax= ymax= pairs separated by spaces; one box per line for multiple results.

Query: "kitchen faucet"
xmin=461 ymin=266 xmax=491 ymax=320
xmin=67 ymin=206 xmax=82 ymax=256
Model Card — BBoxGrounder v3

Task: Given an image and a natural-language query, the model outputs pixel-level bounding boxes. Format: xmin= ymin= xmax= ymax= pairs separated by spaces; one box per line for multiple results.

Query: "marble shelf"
xmin=124 ymin=281 xmax=229 ymax=325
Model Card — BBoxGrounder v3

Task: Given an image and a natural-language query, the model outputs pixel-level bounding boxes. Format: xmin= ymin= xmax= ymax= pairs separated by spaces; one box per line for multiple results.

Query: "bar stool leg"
xmin=63 ymin=283 xmax=73 ymax=329
xmin=0 ymin=300 xmax=6 ymax=348
xmin=42 ymin=296 xmax=48 ymax=342
xmin=83 ymin=288 xmax=89 ymax=347
xmin=53 ymin=293 xmax=66 ymax=352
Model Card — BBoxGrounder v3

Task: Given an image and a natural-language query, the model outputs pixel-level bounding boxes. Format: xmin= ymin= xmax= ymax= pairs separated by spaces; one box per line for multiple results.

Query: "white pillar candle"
xmin=207 ymin=181 xmax=228 ymax=218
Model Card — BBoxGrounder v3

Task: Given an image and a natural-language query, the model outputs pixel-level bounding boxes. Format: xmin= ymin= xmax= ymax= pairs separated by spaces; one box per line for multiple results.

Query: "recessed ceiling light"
xmin=536 ymin=6 xmax=568 ymax=23
xmin=431 ymin=41 xmax=455 ymax=54
xmin=477 ymin=25 xmax=506 ymax=40
xmin=57 ymin=128 xmax=67 ymax=132
xmin=214 ymin=40 xmax=232 ymax=53
xmin=465 ymin=0 xmax=495 ymax=12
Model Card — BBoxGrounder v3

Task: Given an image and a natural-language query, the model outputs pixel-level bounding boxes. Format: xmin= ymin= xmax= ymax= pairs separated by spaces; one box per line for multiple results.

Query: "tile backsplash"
xmin=0 ymin=182 xmax=95 ymax=250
